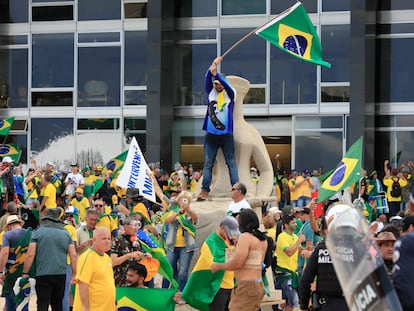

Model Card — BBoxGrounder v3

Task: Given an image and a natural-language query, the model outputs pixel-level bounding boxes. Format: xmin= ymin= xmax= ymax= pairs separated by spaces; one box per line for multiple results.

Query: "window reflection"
xmin=222 ymin=0 xmax=265 ymax=15
xmin=0 ymin=0 xmax=28 ymax=23
xmin=78 ymin=0 xmax=120 ymax=21
xmin=375 ymin=130 xmax=414 ymax=170
xmin=32 ymin=92 xmax=72 ymax=107
xmin=31 ymin=118 xmax=73 ymax=155
xmin=78 ymin=46 xmax=120 ymax=107
xmin=379 ymin=38 xmax=414 ymax=102
xmin=379 ymin=1 xmax=414 ymax=10
xmin=321 ymin=86 xmax=350 ymax=102
xmin=322 ymin=0 xmax=350 ymax=11
xmin=272 ymin=0 xmax=317 ymax=14
xmin=0 ymin=49 xmax=28 ymax=108
xmin=245 ymin=87 xmax=265 ymax=104
xmin=124 ymin=3 xmax=147 ymax=18
xmin=124 ymin=90 xmax=146 ymax=106
xmin=176 ymin=0 xmax=217 ymax=17
xmin=32 ymin=34 xmax=74 ymax=88
xmin=176 ymin=43 xmax=216 ymax=106
xmin=221 ymin=28 xmax=266 ymax=84
xmin=321 ymin=25 xmax=350 ymax=82
xmin=270 ymin=45 xmax=316 ymax=104
xmin=78 ymin=118 xmax=119 ymax=130
xmin=32 ymin=5 xmax=73 ymax=21
xmin=124 ymin=31 xmax=147 ymax=86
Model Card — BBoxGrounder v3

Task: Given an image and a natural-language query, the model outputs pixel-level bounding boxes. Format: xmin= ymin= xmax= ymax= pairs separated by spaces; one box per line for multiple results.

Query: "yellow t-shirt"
xmin=27 ymin=176 xmax=40 ymax=199
xmin=265 ymin=227 xmax=277 ymax=257
xmin=43 ymin=183 xmax=57 ymax=209
xmin=276 ymin=231 xmax=299 ymax=272
xmin=96 ymin=214 xmax=118 ymax=237
xmin=64 ymin=224 xmax=77 ymax=265
xmin=383 ymin=176 xmax=408 ymax=202
xmin=73 ymin=248 xmax=116 ymax=311
xmin=70 ymin=197 xmax=90 ymax=222
xmin=288 ymin=179 xmax=299 ymax=201
xmin=166 ymin=210 xmax=186 ymax=247
xmin=295 ymin=176 xmax=313 ymax=198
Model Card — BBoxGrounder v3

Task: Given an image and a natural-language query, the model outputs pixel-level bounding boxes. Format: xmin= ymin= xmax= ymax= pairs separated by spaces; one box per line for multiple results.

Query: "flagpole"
xmin=220 ymin=4 xmax=297 ymax=58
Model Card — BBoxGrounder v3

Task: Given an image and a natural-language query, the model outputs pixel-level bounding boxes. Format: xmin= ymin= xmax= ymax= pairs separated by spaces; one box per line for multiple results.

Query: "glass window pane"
xmin=124 ymin=90 xmax=146 ymax=106
xmin=32 ymin=0 xmax=72 ymax=2
xmin=78 ymin=0 xmax=120 ymax=21
xmin=379 ymin=24 xmax=414 ymax=34
xmin=379 ymin=1 xmax=414 ymax=10
xmin=0 ymin=35 xmax=27 ymax=45
xmin=375 ymin=130 xmax=414 ymax=169
xmin=222 ymin=0 xmax=265 ymax=15
xmin=270 ymin=45 xmax=316 ymax=104
xmin=32 ymin=5 xmax=73 ymax=21
xmin=10 ymin=120 xmax=28 ymax=131
xmin=321 ymin=25 xmax=350 ymax=82
xmin=221 ymin=28 xmax=266 ymax=84
xmin=295 ymin=131 xmax=342 ymax=172
xmin=272 ymin=0 xmax=316 ymax=14
xmin=245 ymin=87 xmax=265 ymax=104
xmin=124 ymin=31 xmax=147 ymax=86
xmin=78 ymin=118 xmax=119 ymax=130
xmin=322 ymin=0 xmax=350 ymax=11
xmin=0 ymin=49 xmax=28 ymax=108
xmin=125 ymin=118 xmax=146 ymax=131
xmin=379 ymin=38 xmax=414 ymax=102
xmin=31 ymin=118 xmax=74 ymax=159
xmin=32 ymin=33 xmax=74 ymax=88
xmin=124 ymin=3 xmax=147 ymax=18
xmin=321 ymin=86 xmax=350 ymax=102
xmin=78 ymin=46 xmax=120 ymax=107
xmin=178 ymin=30 xmax=216 ymax=41
xmin=4 ymin=135 xmax=27 ymax=164
xmin=0 ymin=0 xmax=28 ymax=23
xmin=176 ymin=44 xmax=216 ymax=106
xmin=78 ymin=32 xmax=119 ymax=43
xmin=296 ymin=116 xmax=343 ymax=129
xmin=176 ymin=0 xmax=217 ymax=17
xmin=32 ymin=92 xmax=72 ymax=107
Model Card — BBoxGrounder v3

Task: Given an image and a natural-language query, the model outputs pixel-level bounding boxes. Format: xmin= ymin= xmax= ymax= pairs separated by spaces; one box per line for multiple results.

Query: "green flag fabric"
xmin=181 ymin=232 xmax=229 ymax=311
xmin=93 ymin=150 xmax=128 ymax=194
xmin=0 ymin=117 xmax=14 ymax=136
xmin=255 ymin=2 xmax=331 ymax=68
xmin=116 ymin=287 xmax=176 ymax=311
xmin=0 ymin=143 xmax=22 ymax=163
xmin=318 ymin=137 xmax=363 ymax=202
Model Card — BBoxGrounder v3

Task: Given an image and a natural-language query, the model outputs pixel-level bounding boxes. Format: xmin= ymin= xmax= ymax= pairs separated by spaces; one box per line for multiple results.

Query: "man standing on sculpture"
xmin=198 ymin=57 xmax=239 ymax=201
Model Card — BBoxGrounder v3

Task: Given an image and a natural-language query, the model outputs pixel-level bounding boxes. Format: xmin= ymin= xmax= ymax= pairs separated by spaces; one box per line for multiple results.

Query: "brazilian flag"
xmin=255 ymin=2 xmax=331 ymax=68
xmin=0 ymin=143 xmax=22 ymax=163
xmin=181 ymin=232 xmax=230 ymax=311
xmin=116 ymin=287 xmax=176 ymax=311
xmin=93 ymin=150 xmax=128 ymax=194
xmin=0 ymin=117 xmax=14 ymax=136
xmin=318 ymin=137 xmax=363 ymax=202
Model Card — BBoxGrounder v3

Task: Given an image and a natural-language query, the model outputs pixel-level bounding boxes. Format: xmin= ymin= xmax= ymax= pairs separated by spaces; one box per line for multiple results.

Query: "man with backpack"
xmin=383 ymin=160 xmax=407 ymax=218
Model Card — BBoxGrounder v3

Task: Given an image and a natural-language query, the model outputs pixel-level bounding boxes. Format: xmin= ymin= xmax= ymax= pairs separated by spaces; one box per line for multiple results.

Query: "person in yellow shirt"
xmin=94 ymin=199 xmax=118 ymax=238
xmin=40 ymin=175 xmax=56 ymax=213
xmin=63 ymin=217 xmax=77 ymax=311
xmin=295 ymin=170 xmax=313 ymax=208
xmin=70 ymin=187 xmax=90 ymax=222
xmin=24 ymin=168 xmax=40 ymax=205
xmin=383 ymin=162 xmax=408 ymax=218
xmin=288 ymin=171 xmax=300 ymax=207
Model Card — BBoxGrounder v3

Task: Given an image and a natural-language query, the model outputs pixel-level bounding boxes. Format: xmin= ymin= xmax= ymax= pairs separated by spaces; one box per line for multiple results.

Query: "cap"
xmin=41 ymin=207 xmax=64 ymax=222
xmin=402 ymin=215 xmax=414 ymax=232
xmin=46 ymin=162 xmax=55 ymax=168
xmin=28 ymin=167 xmax=35 ymax=172
xmin=6 ymin=215 xmax=23 ymax=226
xmin=82 ymin=166 xmax=90 ymax=172
xmin=302 ymin=169 xmax=310 ymax=174
xmin=376 ymin=231 xmax=396 ymax=245
xmin=269 ymin=207 xmax=282 ymax=215
xmin=2 ymin=156 xmax=13 ymax=164
xmin=95 ymin=164 xmax=103 ymax=171
xmin=213 ymin=79 xmax=221 ymax=85
xmin=282 ymin=205 xmax=293 ymax=216
xmin=220 ymin=216 xmax=240 ymax=240
xmin=126 ymin=188 xmax=141 ymax=199
xmin=70 ymin=162 xmax=78 ymax=167
xmin=250 ymin=167 xmax=257 ymax=172
xmin=370 ymin=170 xmax=377 ymax=177
xmin=75 ymin=187 xmax=84 ymax=194
xmin=65 ymin=206 xmax=79 ymax=214
xmin=391 ymin=168 xmax=399 ymax=176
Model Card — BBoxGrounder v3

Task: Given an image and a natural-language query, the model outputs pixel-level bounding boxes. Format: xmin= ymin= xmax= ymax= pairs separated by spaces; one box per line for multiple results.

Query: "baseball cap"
xmin=402 ymin=215 xmax=414 ymax=232
xmin=71 ymin=162 xmax=78 ymax=167
xmin=282 ymin=205 xmax=293 ymax=216
xmin=75 ymin=187 xmax=84 ymax=194
xmin=220 ymin=216 xmax=240 ymax=240
xmin=376 ymin=231 xmax=396 ymax=245
xmin=65 ymin=206 xmax=79 ymax=215
xmin=2 ymin=156 xmax=13 ymax=164
xmin=269 ymin=207 xmax=282 ymax=215
xmin=47 ymin=162 xmax=55 ymax=168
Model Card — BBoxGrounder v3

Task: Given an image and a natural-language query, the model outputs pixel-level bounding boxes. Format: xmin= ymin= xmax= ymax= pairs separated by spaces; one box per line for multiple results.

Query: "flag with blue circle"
xmin=0 ymin=117 xmax=14 ymax=136
xmin=0 ymin=143 xmax=22 ymax=163
xmin=318 ymin=137 xmax=363 ymax=202
xmin=255 ymin=2 xmax=331 ymax=68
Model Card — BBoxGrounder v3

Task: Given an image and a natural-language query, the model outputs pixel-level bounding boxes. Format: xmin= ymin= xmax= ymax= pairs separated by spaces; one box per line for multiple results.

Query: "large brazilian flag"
xmin=0 ymin=143 xmax=22 ymax=163
xmin=318 ymin=137 xmax=363 ymax=202
xmin=181 ymin=232 xmax=230 ymax=311
xmin=0 ymin=117 xmax=14 ymax=136
xmin=255 ymin=2 xmax=331 ymax=68
xmin=93 ymin=150 xmax=128 ymax=194
xmin=116 ymin=287 xmax=176 ymax=311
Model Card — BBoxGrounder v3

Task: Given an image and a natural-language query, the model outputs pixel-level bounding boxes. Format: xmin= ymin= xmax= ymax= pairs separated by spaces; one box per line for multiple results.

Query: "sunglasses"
xmin=231 ymin=188 xmax=239 ymax=191
xmin=94 ymin=204 xmax=103 ymax=207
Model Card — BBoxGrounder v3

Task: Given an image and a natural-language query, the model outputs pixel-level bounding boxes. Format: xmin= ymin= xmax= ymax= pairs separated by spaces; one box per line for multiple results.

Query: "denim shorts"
xmin=280 ymin=278 xmax=298 ymax=307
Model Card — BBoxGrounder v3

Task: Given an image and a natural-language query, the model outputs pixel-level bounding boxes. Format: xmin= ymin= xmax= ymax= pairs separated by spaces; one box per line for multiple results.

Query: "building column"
xmin=349 ymin=0 xmax=377 ymax=171
xmin=146 ymin=0 xmax=175 ymax=170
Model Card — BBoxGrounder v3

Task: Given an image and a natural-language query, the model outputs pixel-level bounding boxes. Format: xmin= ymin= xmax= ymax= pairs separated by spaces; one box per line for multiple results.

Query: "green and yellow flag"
xmin=116 ymin=287 xmax=176 ymax=311
xmin=255 ymin=2 xmax=331 ymax=68
xmin=181 ymin=232 xmax=230 ymax=311
xmin=318 ymin=137 xmax=363 ymax=202
xmin=0 ymin=117 xmax=14 ymax=136
xmin=0 ymin=143 xmax=22 ymax=163
xmin=93 ymin=150 xmax=128 ymax=194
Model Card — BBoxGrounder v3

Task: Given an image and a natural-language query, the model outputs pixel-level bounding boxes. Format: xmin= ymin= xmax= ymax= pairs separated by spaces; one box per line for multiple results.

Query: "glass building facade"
xmin=0 ymin=0 xmax=413 ymax=172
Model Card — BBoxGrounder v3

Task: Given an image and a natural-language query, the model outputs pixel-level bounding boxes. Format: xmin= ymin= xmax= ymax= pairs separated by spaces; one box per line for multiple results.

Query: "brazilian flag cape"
xmin=181 ymin=232 xmax=229 ymax=311
xmin=116 ymin=287 xmax=176 ymax=311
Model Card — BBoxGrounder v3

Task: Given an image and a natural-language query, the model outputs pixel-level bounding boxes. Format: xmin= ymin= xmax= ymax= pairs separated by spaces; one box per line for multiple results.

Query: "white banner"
xmin=116 ymin=137 xmax=156 ymax=202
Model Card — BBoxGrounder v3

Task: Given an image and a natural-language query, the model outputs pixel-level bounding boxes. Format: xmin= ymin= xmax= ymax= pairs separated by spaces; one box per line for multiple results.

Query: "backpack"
xmin=264 ymin=233 xmax=276 ymax=270
xmin=390 ymin=178 xmax=401 ymax=198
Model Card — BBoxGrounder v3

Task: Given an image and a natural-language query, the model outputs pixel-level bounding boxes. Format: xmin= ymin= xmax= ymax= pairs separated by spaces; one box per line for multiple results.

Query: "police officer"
xmin=299 ymin=204 xmax=348 ymax=311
